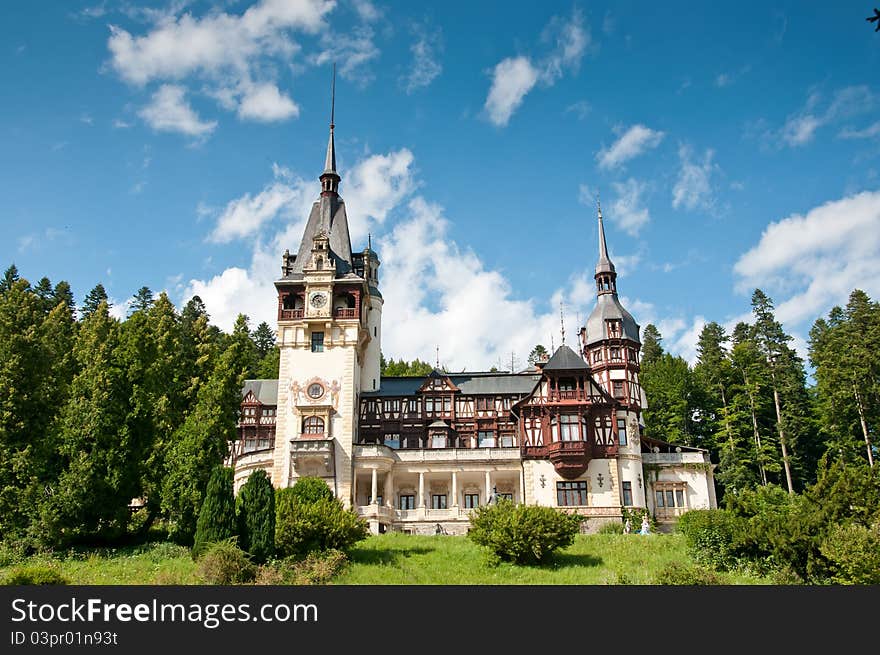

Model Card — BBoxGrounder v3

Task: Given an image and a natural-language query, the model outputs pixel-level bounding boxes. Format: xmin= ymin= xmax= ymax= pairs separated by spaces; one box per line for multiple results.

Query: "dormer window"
xmin=607 ymin=320 xmax=621 ymax=338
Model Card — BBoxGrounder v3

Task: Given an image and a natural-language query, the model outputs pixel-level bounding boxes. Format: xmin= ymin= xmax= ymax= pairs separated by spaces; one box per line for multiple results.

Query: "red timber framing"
xmin=358 ymin=372 xmax=520 ymax=450
xmin=232 ymin=390 xmax=277 ymax=461
xmin=582 ymin=333 xmax=643 ymax=412
xmin=517 ymin=367 xmax=621 ymax=479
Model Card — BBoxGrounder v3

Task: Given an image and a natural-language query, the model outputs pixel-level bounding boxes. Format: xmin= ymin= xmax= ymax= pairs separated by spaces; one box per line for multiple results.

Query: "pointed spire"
xmin=320 ymin=63 xmax=340 ymax=197
xmin=560 ymin=301 xmax=566 ymax=345
xmin=596 ymin=196 xmax=615 ymax=275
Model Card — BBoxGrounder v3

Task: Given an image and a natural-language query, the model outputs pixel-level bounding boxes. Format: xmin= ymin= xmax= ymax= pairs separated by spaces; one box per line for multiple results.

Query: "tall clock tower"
xmin=269 ymin=107 xmax=382 ymax=506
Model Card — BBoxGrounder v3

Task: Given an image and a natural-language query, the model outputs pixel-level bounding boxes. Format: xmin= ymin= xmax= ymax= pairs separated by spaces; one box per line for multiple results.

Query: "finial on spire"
xmin=560 ymin=301 xmax=566 ymax=345
xmin=436 ymin=345 xmax=440 ymax=369
xmin=320 ymin=63 xmax=340 ymax=196
xmin=368 ymin=232 xmax=372 ymax=251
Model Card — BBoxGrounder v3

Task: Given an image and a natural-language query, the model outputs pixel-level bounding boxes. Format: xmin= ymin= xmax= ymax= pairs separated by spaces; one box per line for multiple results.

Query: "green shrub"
xmin=467 ymin=500 xmax=584 ymax=565
xmin=256 ymin=549 xmax=348 ymax=585
xmin=3 ymin=564 xmax=69 ymax=586
xmin=598 ymin=521 xmax=624 ymax=534
xmin=676 ymin=509 xmax=744 ymax=571
xmin=275 ymin=497 xmax=368 ymax=559
xmin=192 ymin=467 xmax=236 ymax=560
xmin=653 ymin=562 xmax=722 ymax=585
xmin=195 ymin=539 xmax=256 ymax=585
xmin=145 ymin=542 xmax=190 ymax=563
xmin=289 ymin=477 xmax=334 ymax=505
xmin=819 ymin=522 xmax=880 ymax=585
xmin=237 ymin=470 xmax=275 ymax=564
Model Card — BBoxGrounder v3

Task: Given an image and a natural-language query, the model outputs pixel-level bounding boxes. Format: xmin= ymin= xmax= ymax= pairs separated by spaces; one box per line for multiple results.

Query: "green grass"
xmin=0 ymin=534 xmax=772 ymax=585
xmin=333 ymin=532 xmax=771 ymax=585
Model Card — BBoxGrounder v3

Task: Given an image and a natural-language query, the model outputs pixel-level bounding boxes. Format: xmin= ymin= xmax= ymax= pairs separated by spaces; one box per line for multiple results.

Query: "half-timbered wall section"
xmin=358 ymin=369 xmax=538 ymax=449
xmin=232 ymin=380 xmax=278 ymax=459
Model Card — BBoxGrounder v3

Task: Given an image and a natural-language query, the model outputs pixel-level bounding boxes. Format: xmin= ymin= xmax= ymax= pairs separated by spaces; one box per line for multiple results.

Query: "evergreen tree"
xmin=252 ymin=322 xmax=275 ymax=358
xmin=0 ymin=264 xmax=21 ymax=294
xmin=39 ymin=301 xmax=134 ymax=546
xmin=236 ymin=469 xmax=275 ymax=563
xmin=256 ymin=347 xmax=280 ymax=379
xmin=81 ymin=284 xmax=109 ymax=320
xmin=192 ymin=466 xmax=236 ymax=558
xmin=528 ymin=344 xmax=549 ymax=365
xmin=641 ymin=353 xmax=699 ymax=445
xmin=161 ymin=314 xmax=252 ymax=543
xmin=34 ymin=277 xmax=55 ymax=313
xmin=641 ymin=324 xmax=664 ymax=366
xmin=51 ymin=280 xmax=76 ymax=316
xmin=130 ymin=286 xmax=154 ymax=314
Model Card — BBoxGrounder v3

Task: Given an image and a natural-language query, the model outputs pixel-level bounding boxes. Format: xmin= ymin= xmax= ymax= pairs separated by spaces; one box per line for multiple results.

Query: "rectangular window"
xmin=497 ymin=492 xmax=513 ymax=502
xmin=399 ymin=494 xmax=415 ymax=510
xmin=617 ymin=418 xmax=628 ymax=446
xmin=477 ymin=430 xmax=495 ymax=447
xmin=622 ymin=481 xmax=633 ymax=507
xmin=666 ymin=490 xmax=675 ymax=508
xmin=431 ymin=494 xmax=447 ymax=510
xmin=431 ymin=434 xmax=447 ymax=448
xmin=558 ymin=414 xmax=580 ymax=441
xmin=556 ymin=481 xmax=588 ymax=506
xmin=676 ymin=489 xmax=685 ymax=508
xmin=612 ymin=381 xmax=625 ymax=398
xmin=383 ymin=433 xmax=400 ymax=449
xmin=476 ymin=397 xmax=492 ymax=411
xmin=499 ymin=434 xmax=515 ymax=447
xmin=655 ymin=490 xmax=665 ymax=507
xmin=592 ymin=350 xmax=603 ymax=363
xmin=611 ymin=347 xmax=621 ymax=361
xmin=310 ymin=331 xmax=324 ymax=352
xmin=464 ymin=493 xmax=479 ymax=508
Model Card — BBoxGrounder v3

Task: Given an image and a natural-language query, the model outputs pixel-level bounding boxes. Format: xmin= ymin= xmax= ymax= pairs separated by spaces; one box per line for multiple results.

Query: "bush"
xmin=237 ymin=470 xmax=275 ymax=564
xmin=3 ymin=564 xmax=69 ymax=586
xmin=467 ymin=501 xmax=584 ymax=565
xmin=819 ymin=522 xmax=880 ymax=585
xmin=275 ymin=497 xmax=368 ymax=559
xmin=653 ymin=562 xmax=722 ymax=585
xmin=289 ymin=477 xmax=334 ymax=505
xmin=256 ymin=549 xmax=348 ymax=585
xmin=676 ymin=509 xmax=745 ymax=571
xmin=195 ymin=539 xmax=256 ymax=585
xmin=192 ymin=467 xmax=236 ymax=560
xmin=598 ymin=521 xmax=624 ymax=534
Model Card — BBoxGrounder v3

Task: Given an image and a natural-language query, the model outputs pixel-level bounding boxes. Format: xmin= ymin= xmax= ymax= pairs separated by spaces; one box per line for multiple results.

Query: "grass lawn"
xmin=1 ymin=533 xmax=772 ymax=585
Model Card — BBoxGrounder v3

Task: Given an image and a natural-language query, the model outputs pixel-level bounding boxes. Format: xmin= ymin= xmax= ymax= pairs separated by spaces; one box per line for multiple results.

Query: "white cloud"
xmin=780 ymin=114 xmax=821 ymax=147
xmin=402 ymin=25 xmax=443 ymax=94
xmin=733 ymin=190 xmax=880 ymax=326
xmin=138 ymin=84 xmax=217 ymax=137
xmin=672 ymin=145 xmax=717 ymax=211
xmin=314 ymin=26 xmax=380 ymax=85
xmin=237 ymin=82 xmax=299 ymax=121
xmin=484 ymin=57 xmax=540 ymax=127
xmin=209 ymin=181 xmax=306 ymax=244
xmin=107 ymin=0 xmax=335 ymax=129
xmin=352 ymin=0 xmax=381 ymax=22
xmin=343 ymin=149 xmax=417 ymax=243
xmin=484 ymin=7 xmax=589 ymax=127
xmin=596 ymin=124 xmax=665 ymax=170
xmin=772 ymin=85 xmax=877 ymax=148
xmin=610 ymin=178 xmax=650 ymax=235
xmin=565 ymin=100 xmax=591 ymax=120
xmin=839 ymin=121 xmax=880 ymax=140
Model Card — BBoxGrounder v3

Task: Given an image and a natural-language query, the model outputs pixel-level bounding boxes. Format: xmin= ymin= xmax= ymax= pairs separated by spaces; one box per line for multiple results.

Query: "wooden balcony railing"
xmin=279 ymin=308 xmax=304 ymax=320
xmin=334 ymin=307 xmax=357 ymax=319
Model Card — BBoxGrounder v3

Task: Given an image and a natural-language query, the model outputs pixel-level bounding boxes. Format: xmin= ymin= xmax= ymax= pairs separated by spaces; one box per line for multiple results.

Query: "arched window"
xmin=302 ymin=416 xmax=325 ymax=434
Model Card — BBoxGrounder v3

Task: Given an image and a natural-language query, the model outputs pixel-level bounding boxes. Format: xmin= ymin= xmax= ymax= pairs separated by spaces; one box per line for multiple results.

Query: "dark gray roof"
xmin=361 ymin=372 xmax=540 ymax=398
xmin=283 ymin=195 xmax=353 ymax=279
xmin=543 ymin=344 xmax=589 ymax=371
xmin=242 ymin=379 xmax=279 ymax=405
xmin=584 ymin=293 xmax=640 ymax=346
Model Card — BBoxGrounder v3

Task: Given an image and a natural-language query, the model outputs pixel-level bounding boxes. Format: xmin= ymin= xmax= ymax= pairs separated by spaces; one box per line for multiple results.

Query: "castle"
xmin=228 ymin=110 xmax=717 ymax=534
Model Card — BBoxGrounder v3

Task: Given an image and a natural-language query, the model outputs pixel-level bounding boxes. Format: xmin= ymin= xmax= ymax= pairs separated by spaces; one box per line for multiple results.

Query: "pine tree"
xmin=39 ymin=301 xmax=134 ymax=546
xmin=192 ymin=467 xmax=236 ymax=558
xmin=81 ymin=284 xmax=109 ymax=320
xmin=641 ymin=324 xmax=663 ymax=366
xmin=0 ymin=264 xmax=21 ymax=294
xmin=130 ymin=286 xmax=154 ymax=314
xmin=162 ymin=314 xmax=253 ymax=543
xmin=252 ymin=322 xmax=275 ymax=358
xmin=528 ymin=344 xmax=549 ymax=365
xmin=236 ymin=469 xmax=275 ymax=564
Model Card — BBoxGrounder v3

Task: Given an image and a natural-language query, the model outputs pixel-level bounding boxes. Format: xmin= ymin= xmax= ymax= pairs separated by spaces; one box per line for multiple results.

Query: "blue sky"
xmin=2 ymin=1 xmax=880 ymax=370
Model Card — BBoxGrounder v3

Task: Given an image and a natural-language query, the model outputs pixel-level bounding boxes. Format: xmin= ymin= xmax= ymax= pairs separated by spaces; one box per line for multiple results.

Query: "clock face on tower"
xmin=310 ymin=292 xmax=327 ymax=308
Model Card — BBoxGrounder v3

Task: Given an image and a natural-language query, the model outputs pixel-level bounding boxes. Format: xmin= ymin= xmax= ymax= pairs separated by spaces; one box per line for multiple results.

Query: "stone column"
xmin=371 ymin=468 xmax=378 ymax=505
xmin=352 ymin=469 xmax=358 ymax=506
xmin=451 ymin=471 xmax=458 ymax=507
xmin=485 ymin=470 xmax=491 ymax=504
xmin=384 ymin=470 xmax=393 ymax=508
xmin=418 ymin=472 xmax=425 ymax=508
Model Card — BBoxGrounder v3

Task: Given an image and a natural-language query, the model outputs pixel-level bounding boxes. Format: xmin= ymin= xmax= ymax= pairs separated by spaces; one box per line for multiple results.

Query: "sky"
xmin=2 ymin=1 xmax=880 ymax=372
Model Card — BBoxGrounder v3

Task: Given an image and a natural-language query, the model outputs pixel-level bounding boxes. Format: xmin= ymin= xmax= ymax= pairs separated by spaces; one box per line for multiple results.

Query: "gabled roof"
xmin=241 ymin=379 xmax=278 ymax=405
xmin=543 ymin=344 xmax=590 ymax=372
xmin=361 ymin=372 xmax=540 ymax=398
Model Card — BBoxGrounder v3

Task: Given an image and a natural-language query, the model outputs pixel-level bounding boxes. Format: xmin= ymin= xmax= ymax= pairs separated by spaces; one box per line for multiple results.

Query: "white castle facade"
xmin=228 ymin=116 xmax=717 ymax=534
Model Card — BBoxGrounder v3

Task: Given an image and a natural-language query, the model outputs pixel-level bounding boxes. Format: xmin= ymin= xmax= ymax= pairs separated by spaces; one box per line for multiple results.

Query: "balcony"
xmin=356 ymin=504 xmax=396 ymax=522
xmin=547 ymin=441 xmax=590 ymax=479
xmin=353 ymin=444 xmax=521 ymax=464
xmin=279 ymin=308 xmax=304 ymax=320
xmin=334 ymin=307 xmax=357 ymax=319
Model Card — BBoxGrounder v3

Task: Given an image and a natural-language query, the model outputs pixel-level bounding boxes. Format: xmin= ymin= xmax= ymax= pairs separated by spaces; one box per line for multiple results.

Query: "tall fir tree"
xmin=81 ymin=283 xmax=109 ymax=320
xmin=0 ymin=264 xmax=21 ymax=294
xmin=641 ymin=324 xmax=663 ymax=366
xmin=192 ymin=466 xmax=236 ymax=558
xmin=130 ymin=286 xmax=154 ymax=314
xmin=236 ymin=469 xmax=275 ymax=563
